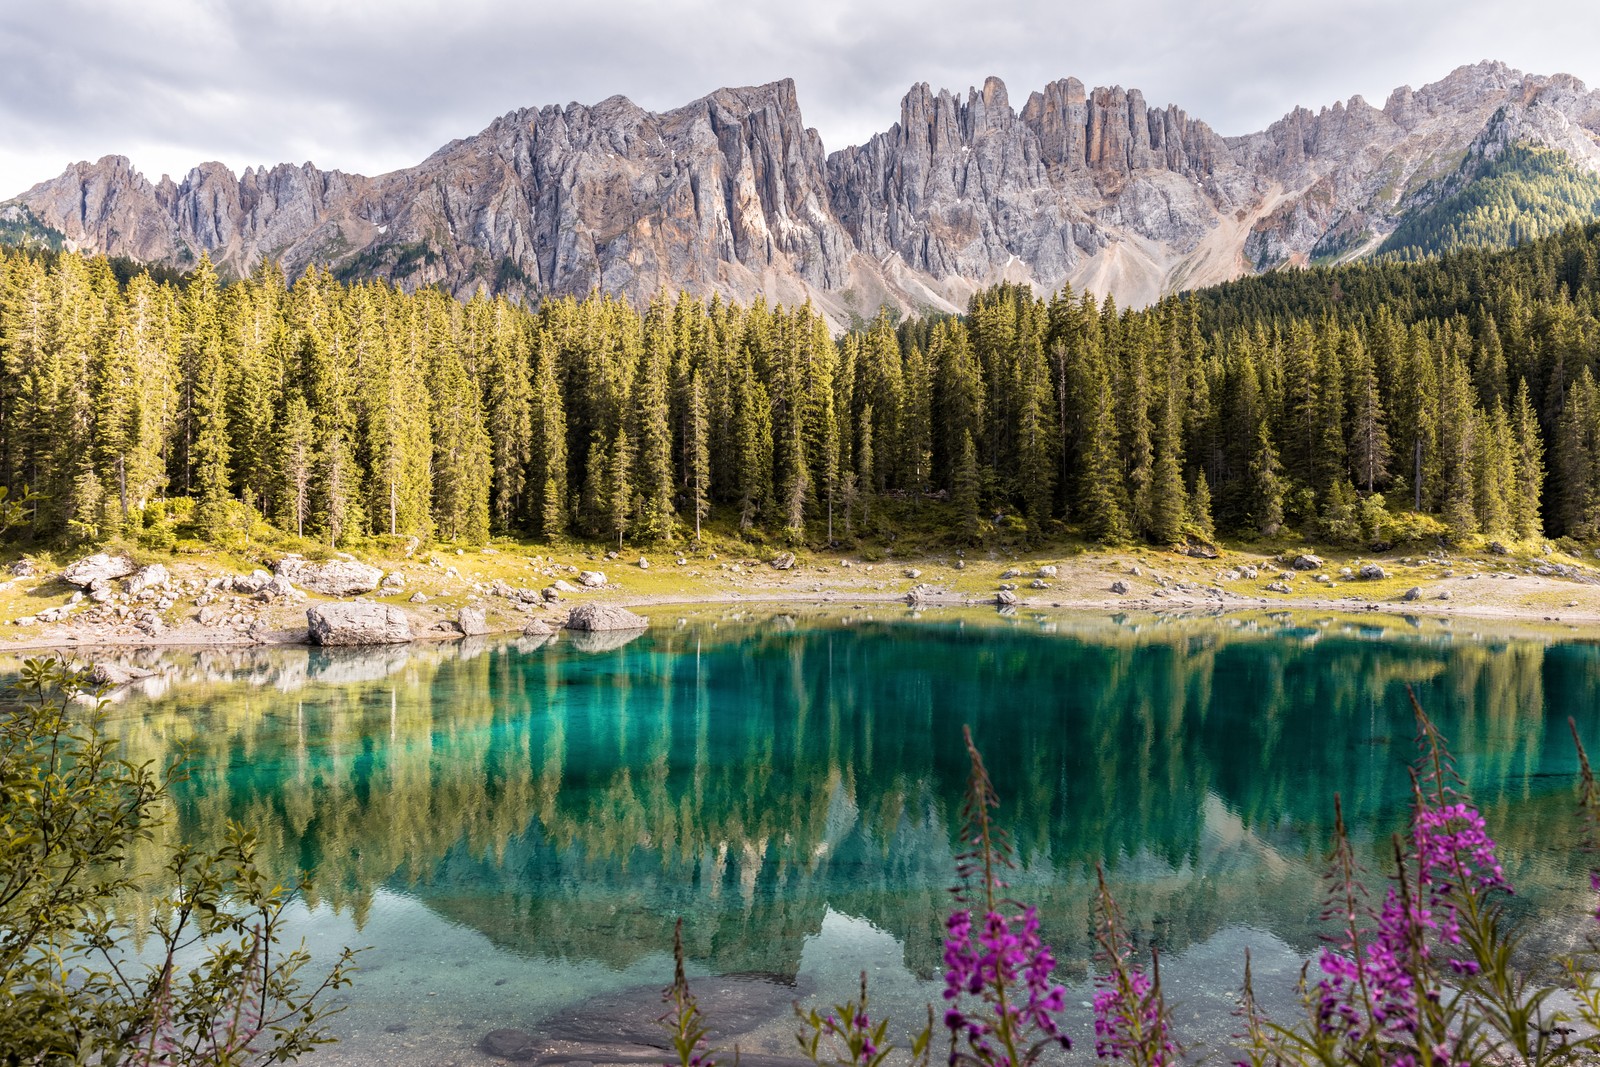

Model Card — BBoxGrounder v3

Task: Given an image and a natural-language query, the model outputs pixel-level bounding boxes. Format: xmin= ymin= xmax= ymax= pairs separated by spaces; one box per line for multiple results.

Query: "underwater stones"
xmin=478 ymin=1028 xmax=538 ymax=1060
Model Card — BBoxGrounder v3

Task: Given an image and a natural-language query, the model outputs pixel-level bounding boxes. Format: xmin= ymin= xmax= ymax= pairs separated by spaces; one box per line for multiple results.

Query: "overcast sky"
xmin=4 ymin=0 xmax=1600 ymax=198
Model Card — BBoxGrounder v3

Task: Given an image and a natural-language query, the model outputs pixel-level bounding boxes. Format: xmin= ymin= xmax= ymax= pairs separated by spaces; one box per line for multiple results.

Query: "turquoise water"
xmin=86 ymin=608 xmax=1600 ymax=1063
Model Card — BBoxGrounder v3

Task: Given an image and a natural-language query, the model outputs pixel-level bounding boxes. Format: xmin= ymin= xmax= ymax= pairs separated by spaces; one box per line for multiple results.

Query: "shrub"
xmin=0 ymin=659 xmax=356 ymax=1065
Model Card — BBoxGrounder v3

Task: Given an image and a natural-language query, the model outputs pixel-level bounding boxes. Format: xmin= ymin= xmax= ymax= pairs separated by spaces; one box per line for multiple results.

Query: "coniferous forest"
xmin=4 ymin=221 xmax=1600 ymax=552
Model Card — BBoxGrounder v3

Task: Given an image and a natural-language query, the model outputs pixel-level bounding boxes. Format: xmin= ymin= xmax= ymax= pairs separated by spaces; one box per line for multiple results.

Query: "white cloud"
xmin=3 ymin=0 xmax=1599 ymax=197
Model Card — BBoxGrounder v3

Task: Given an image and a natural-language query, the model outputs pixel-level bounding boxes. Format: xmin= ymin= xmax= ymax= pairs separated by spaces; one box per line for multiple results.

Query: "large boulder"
xmin=255 ymin=575 xmax=303 ymax=602
xmin=770 ymin=552 xmax=796 ymax=570
xmin=275 ymin=556 xmax=383 ymax=596
xmin=457 ymin=606 xmax=490 ymax=636
xmin=577 ymin=570 xmax=608 ymax=588
xmin=1290 ymin=554 xmax=1324 ymax=571
xmin=565 ymin=603 xmax=648 ymax=631
xmin=306 ymin=603 xmax=412 ymax=646
xmin=123 ymin=563 xmax=169 ymax=596
xmin=1358 ymin=563 xmax=1386 ymax=580
xmin=61 ymin=553 xmax=137 ymax=588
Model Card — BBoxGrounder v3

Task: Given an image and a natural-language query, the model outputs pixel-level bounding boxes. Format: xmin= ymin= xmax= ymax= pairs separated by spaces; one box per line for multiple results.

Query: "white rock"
xmin=565 ymin=603 xmax=649 ymax=631
xmin=61 ymin=553 xmax=137 ymax=588
xmin=275 ymin=557 xmax=383 ymax=596
xmin=306 ymin=603 xmax=413 ymax=646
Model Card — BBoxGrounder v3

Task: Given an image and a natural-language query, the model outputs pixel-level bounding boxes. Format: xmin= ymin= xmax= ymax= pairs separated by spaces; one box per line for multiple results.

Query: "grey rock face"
xmin=275 ymin=557 xmax=383 ymax=596
xmin=306 ymin=603 xmax=413 ymax=646
xmin=61 ymin=553 xmax=137 ymax=588
xmin=12 ymin=64 xmax=1599 ymax=318
xmin=565 ymin=603 xmax=648 ymax=631
xmin=457 ymin=606 xmax=490 ymax=636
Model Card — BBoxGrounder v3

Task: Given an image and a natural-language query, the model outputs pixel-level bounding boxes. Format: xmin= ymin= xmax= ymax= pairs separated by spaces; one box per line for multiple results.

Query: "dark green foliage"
xmin=1380 ymin=144 xmax=1600 ymax=260
xmin=11 ymin=215 xmax=1600 ymax=551
xmin=0 ymin=658 xmax=355 ymax=1063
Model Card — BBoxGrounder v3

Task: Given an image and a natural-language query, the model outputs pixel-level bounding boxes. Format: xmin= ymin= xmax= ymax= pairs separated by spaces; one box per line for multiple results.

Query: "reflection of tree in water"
xmin=86 ymin=613 xmax=1600 ymax=973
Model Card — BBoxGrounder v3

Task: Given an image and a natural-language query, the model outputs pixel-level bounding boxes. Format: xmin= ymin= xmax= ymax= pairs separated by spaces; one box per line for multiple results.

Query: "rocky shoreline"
xmin=5 ymin=541 xmax=1600 ymax=666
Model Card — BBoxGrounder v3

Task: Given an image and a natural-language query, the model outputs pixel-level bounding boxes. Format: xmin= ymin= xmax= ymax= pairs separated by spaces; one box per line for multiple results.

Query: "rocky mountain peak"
xmin=10 ymin=62 xmax=1600 ymax=322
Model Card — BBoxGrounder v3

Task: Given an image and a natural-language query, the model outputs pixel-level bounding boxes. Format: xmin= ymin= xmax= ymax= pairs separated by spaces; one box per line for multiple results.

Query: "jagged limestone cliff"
xmin=10 ymin=61 xmax=1600 ymax=322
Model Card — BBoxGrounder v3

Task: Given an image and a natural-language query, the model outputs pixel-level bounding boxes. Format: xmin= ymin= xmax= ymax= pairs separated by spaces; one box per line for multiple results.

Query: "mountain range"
xmin=6 ymin=59 xmax=1600 ymax=324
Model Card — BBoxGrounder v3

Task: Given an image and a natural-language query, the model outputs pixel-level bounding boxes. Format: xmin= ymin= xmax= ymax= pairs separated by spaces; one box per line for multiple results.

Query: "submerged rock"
xmin=478 ymin=1028 xmax=537 ymax=1061
xmin=537 ymin=972 xmax=810 ymax=1046
xmin=306 ymin=603 xmax=412 ymax=646
xmin=88 ymin=662 xmax=157 ymax=687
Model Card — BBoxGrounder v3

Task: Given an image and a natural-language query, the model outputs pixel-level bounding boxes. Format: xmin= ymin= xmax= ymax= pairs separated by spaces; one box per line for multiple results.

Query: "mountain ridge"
xmin=9 ymin=60 xmax=1600 ymax=323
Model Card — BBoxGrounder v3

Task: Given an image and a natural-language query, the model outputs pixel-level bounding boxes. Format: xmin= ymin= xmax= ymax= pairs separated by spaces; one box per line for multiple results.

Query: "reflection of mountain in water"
xmin=77 ymin=609 xmax=1600 ymax=973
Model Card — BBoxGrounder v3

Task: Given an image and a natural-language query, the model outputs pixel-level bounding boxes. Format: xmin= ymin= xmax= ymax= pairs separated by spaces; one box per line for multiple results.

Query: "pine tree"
xmin=1187 ymin=469 xmax=1215 ymax=541
xmin=633 ymin=296 xmax=676 ymax=541
xmin=1147 ymin=389 xmax=1188 ymax=544
xmin=1347 ymin=330 xmax=1391 ymax=493
xmin=685 ymin=370 xmax=710 ymax=542
xmin=1079 ymin=360 xmax=1129 ymax=544
xmin=1248 ymin=420 xmax=1286 ymax=536
xmin=276 ymin=394 xmax=316 ymax=539
xmin=1511 ymin=379 xmax=1545 ymax=540
xmin=952 ymin=430 xmax=981 ymax=541
xmin=609 ymin=427 xmax=634 ymax=549
xmin=530 ymin=332 xmax=569 ymax=540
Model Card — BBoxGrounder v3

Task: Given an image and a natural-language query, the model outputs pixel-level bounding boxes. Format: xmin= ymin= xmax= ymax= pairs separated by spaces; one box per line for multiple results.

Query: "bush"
xmin=0 ymin=659 xmax=356 ymax=1064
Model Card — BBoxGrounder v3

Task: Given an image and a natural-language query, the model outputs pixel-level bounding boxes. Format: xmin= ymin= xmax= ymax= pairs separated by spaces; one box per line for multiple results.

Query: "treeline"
xmin=4 ymin=219 xmax=1600 ymax=549
xmin=1378 ymin=144 xmax=1600 ymax=261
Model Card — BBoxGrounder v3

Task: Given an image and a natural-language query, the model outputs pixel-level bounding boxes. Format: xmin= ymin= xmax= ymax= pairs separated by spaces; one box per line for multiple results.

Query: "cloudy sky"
xmin=4 ymin=0 xmax=1599 ymax=198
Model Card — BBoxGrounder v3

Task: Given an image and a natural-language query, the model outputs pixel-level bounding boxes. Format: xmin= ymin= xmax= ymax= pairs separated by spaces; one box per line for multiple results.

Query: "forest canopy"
xmin=2 ymin=220 xmax=1600 ymax=552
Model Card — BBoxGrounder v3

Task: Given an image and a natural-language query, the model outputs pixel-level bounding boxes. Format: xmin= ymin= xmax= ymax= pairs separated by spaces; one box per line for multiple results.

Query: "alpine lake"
xmin=30 ymin=605 xmax=1600 ymax=1065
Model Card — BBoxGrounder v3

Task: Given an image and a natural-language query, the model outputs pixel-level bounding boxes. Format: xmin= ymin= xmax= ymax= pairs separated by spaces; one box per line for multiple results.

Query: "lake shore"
xmin=3 ymin=539 xmax=1599 ymax=658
